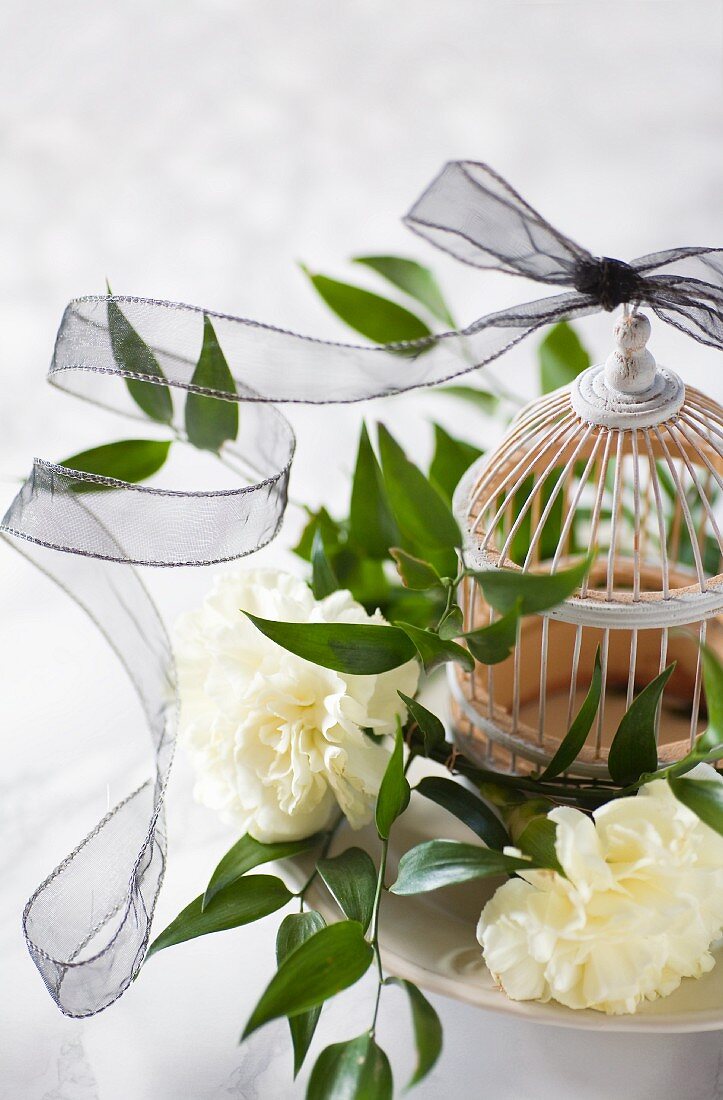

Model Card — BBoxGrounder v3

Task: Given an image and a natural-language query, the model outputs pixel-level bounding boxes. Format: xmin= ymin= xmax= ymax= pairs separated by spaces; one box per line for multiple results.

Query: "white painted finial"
xmin=604 ymin=312 xmax=656 ymax=395
xmin=571 ymin=309 xmax=685 ymax=428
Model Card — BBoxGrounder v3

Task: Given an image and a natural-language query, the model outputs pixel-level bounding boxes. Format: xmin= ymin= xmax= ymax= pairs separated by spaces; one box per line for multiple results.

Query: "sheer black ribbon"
xmin=2 ymin=160 xmax=721 ymax=1017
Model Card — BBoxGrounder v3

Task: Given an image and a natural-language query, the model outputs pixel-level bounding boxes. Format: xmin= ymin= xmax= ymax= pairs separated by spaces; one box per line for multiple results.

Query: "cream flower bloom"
xmin=174 ymin=568 xmax=419 ymax=843
xmin=478 ymin=765 xmax=723 ymax=1014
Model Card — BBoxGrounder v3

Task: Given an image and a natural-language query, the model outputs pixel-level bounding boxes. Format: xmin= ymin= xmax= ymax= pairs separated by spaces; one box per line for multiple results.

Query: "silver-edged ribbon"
xmin=3 ymin=160 xmax=722 ymax=1016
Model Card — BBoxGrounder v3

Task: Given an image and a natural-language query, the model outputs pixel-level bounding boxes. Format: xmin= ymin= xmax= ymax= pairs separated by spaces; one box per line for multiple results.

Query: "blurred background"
xmin=1 ymin=2 xmax=722 ymax=1097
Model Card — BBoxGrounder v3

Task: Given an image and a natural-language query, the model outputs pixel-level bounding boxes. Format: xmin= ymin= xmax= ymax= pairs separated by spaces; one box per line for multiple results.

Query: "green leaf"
xmin=389 ymin=547 xmax=443 ymax=591
xmin=385 ymin=978 xmax=442 ymax=1087
xmin=377 ymin=423 xmax=461 ymax=575
xmin=146 ymin=875 xmax=292 ymax=957
xmin=107 ymin=297 xmax=174 ymax=424
xmin=539 ymin=322 xmax=591 ymax=394
xmin=311 ymin=529 xmax=339 ymax=599
xmin=185 ymin=314 xmax=238 ymax=452
xmin=244 ymin=614 xmax=417 ymax=674
xmin=384 ymin=587 xmax=444 ymax=631
xmin=242 ymin=922 xmax=373 ymax=1039
xmin=668 ymin=776 xmax=723 ymax=838
xmin=437 ymin=384 xmax=500 ymax=416
xmin=349 ymin=423 xmax=400 ymax=558
xmin=438 ymin=604 xmax=464 ymax=639
xmin=607 ymin=664 xmax=676 ymax=785
xmin=390 ymin=839 xmax=533 ymax=895
xmin=429 ymin=423 xmax=483 ymax=503
xmin=335 ymin=553 xmax=391 ymax=607
xmin=415 ymin=776 xmax=509 ymax=850
xmin=376 ymin=725 xmax=410 ymax=839
xmin=317 ymin=848 xmax=377 ymax=931
xmin=353 ymin=254 xmax=455 ymax=326
xmin=516 ymin=816 xmax=564 ymax=875
xmin=59 ymin=439 xmax=171 ymax=491
xmin=540 ymin=647 xmax=602 ymax=779
xmin=302 ymin=267 xmax=432 ymax=345
xmin=306 ymin=1033 xmax=392 ymax=1100
xmin=276 ymin=911 xmax=327 ymax=1077
xmin=461 ymin=601 xmax=520 ymax=665
xmin=203 ymin=833 xmax=320 ymax=910
xmin=396 ymin=621 xmax=474 ymax=674
xmin=398 ymin=692 xmax=447 ymax=755
xmin=471 ymin=554 xmax=591 ymax=616
xmin=698 ymin=645 xmax=723 ymax=754
xmin=294 ymin=507 xmax=343 ymax=562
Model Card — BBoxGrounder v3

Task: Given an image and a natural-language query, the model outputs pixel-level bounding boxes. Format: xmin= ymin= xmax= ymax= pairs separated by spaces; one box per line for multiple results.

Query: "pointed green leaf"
xmin=540 ymin=647 xmax=602 ymax=779
xmin=415 ymin=776 xmax=509 ymax=850
xmin=302 ymin=267 xmax=432 ymax=345
xmin=390 ymin=839 xmax=533 ymax=895
xmin=243 ymin=614 xmax=417 ymax=674
xmin=353 ymin=254 xmax=454 ymax=326
xmin=107 ymin=298 xmax=174 ymax=424
xmin=385 ymin=978 xmax=442 ymax=1087
xmin=471 ymin=554 xmax=591 ymax=616
xmin=334 ymin=553 xmax=391 ymax=607
xmin=146 ymin=875 xmax=291 ymax=958
xmin=376 ymin=725 xmax=410 ymax=839
xmin=59 ymin=439 xmax=171 ymax=491
xmin=276 ymin=911 xmax=327 ymax=1077
xmin=317 ymin=848 xmax=377 ymax=931
xmin=429 ymin=423 xmax=483 ymax=503
xmin=669 ymin=776 xmax=723 ymax=838
xmin=311 ymin=528 xmax=339 ymax=599
xmin=396 ymin=621 xmax=474 ymax=674
xmin=203 ymin=833 xmax=320 ymax=910
xmin=378 ymin=423 xmax=461 ymax=575
xmin=306 ymin=1033 xmax=392 ymax=1100
xmin=516 ymin=816 xmax=564 ymax=874
xmin=242 ymin=922 xmax=373 ymax=1039
xmin=185 ymin=314 xmax=238 ymax=451
xmin=437 ymin=384 xmax=500 ymax=416
xmin=438 ymin=604 xmax=464 ymax=639
xmin=608 ymin=664 xmax=676 ymax=785
xmin=294 ymin=507 xmax=343 ymax=562
xmin=384 ymin=586 xmax=444 ymax=631
xmin=698 ymin=646 xmax=723 ymax=754
xmin=389 ymin=547 xmax=443 ymax=591
xmin=398 ymin=692 xmax=447 ymax=756
xmin=349 ymin=423 xmax=400 ymax=558
xmin=461 ymin=601 xmax=520 ymax=665
xmin=539 ymin=322 xmax=591 ymax=393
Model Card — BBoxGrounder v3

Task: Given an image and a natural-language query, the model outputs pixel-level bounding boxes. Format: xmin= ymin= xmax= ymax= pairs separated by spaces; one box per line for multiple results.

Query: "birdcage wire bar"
xmin=451 ymin=382 xmax=723 ymax=779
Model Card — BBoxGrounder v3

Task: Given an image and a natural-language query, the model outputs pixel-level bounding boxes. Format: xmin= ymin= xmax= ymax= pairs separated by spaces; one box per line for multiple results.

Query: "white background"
xmin=1 ymin=2 xmax=722 ymax=1097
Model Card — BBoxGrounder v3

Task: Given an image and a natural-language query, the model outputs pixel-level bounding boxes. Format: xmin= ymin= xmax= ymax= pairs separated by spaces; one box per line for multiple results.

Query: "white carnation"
xmin=477 ymin=765 xmax=723 ymax=1014
xmin=174 ymin=568 xmax=419 ymax=842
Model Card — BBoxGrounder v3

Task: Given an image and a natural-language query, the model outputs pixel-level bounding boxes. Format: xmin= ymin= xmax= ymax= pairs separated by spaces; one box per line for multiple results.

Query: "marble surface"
xmin=2 ymin=1 xmax=723 ymax=1097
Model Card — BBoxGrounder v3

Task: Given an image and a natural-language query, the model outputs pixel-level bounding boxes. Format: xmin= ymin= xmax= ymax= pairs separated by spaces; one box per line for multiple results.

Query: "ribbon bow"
xmin=3 ymin=161 xmax=721 ymax=1020
xmin=404 ymin=160 xmax=723 ymax=350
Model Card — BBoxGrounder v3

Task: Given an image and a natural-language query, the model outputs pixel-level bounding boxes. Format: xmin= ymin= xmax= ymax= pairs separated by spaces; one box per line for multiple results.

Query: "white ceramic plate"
xmin=285 ymin=759 xmax=723 ymax=1034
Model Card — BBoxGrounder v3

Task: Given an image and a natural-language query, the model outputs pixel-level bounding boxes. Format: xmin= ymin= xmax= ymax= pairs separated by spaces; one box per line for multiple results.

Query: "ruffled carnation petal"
xmin=174 ymin=567 xmax=419 ymax=843
xmin=477 ymin=770 xmax=723 ymax=1014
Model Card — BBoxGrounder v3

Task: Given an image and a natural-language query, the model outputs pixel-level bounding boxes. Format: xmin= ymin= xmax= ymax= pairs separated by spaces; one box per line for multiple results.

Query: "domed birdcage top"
xmin=455 ymin=311 xmax=723 ymax=632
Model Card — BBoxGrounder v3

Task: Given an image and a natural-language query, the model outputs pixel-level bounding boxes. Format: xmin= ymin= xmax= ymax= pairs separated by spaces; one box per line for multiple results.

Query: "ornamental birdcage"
xmin=450 ymin=310 xmax=723 ymax=776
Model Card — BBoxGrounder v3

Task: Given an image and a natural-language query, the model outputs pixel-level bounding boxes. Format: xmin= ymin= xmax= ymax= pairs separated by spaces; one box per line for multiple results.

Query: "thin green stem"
xmin=369 ymin=836 xmax=389 ymax=1034
xmin=436 ymin=582 xmax=455 ymax=631
xmin=293 ymin=813 xmax=343 ymax=900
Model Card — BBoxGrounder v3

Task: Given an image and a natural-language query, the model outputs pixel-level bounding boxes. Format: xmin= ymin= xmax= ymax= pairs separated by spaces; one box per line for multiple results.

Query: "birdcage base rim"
xmin=448 ymin=665 xmax=693 ymax=780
